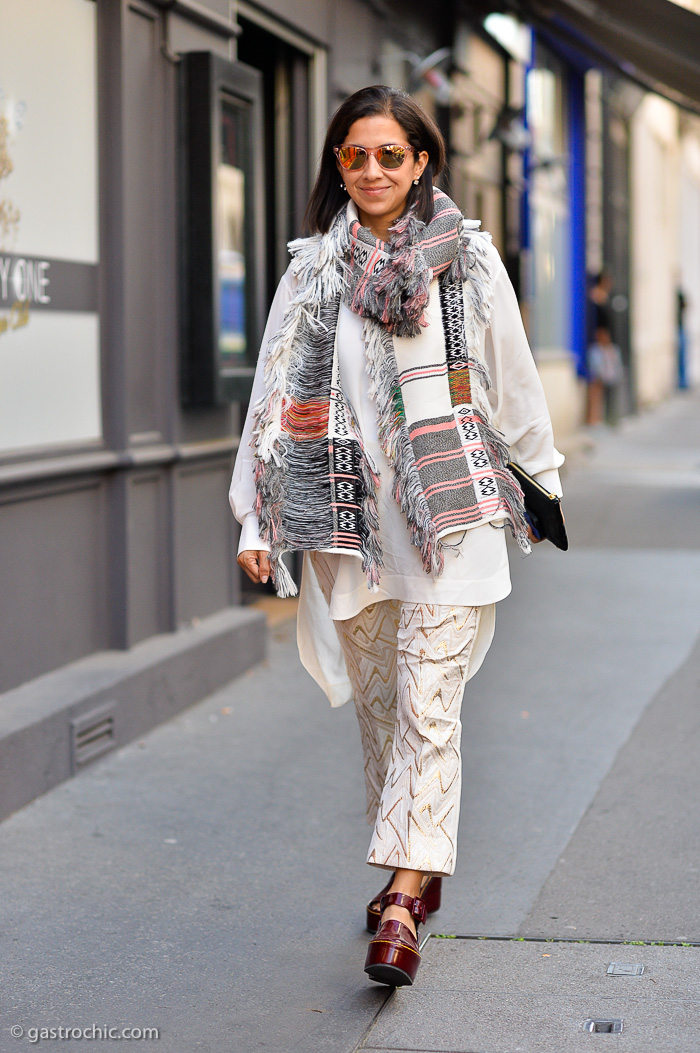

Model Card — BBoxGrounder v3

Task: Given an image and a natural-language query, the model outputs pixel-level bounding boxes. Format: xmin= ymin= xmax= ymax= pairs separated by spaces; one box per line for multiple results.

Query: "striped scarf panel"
xmin=269 ymin=292 xmax=367 ymax=554
xmin=394 ymin=276 xmax=527 ymax=541
xmin=347 ymin=191 xmax=467 ymax=338
xmin=251 ymin=194 xmax=528 ymax=596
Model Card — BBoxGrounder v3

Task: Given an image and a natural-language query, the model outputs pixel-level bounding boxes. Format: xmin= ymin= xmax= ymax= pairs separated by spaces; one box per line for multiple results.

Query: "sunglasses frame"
xmin=333 ymin=143 xmax=416 ymax=171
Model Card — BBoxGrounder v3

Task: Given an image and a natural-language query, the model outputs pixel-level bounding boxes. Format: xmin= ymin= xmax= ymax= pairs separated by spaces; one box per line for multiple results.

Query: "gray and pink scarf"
xmin=251 ymin=189 xmax=529 ymax=597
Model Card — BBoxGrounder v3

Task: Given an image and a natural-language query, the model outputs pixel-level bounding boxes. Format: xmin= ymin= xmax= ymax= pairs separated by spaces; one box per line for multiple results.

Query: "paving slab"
xmin=521 ymin=628 xmax=700 ymax=942
xmin=2 ymin=391 xmax=700 ymax=1053
xmin=440 ymin=548 xmax=700 ymax=937
xmin=556 ymin=393 xmax=700 ymax=550
xmin=2 ymin=548 xmax=699 ymax=1053
xmin=360 ymin=937 xmax=700 ymax=1053
xmin=0 ymin=618 xmax=388 ymax=1053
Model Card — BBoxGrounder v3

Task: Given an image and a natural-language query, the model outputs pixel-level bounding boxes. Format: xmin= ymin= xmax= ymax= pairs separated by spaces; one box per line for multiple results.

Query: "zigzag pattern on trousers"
xmin=336 ymin=601 xmax=401 ymax=823
xmin=336 ymin=601 xmax=480 ymax=877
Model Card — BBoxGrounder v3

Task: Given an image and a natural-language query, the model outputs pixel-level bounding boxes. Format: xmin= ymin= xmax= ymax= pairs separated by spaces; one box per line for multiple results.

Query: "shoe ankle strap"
xmin=379 ymin=891 xmax=428 ymax=926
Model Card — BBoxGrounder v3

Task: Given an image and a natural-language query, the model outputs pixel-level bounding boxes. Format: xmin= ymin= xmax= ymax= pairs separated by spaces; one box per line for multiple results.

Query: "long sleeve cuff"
xmin=238 ymin=513 xmax=270 ymax=556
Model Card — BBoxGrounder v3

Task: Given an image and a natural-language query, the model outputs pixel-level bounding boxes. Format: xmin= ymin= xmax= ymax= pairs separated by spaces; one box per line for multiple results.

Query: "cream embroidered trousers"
xmin=335 ymin=601 xmax=481 ymax=878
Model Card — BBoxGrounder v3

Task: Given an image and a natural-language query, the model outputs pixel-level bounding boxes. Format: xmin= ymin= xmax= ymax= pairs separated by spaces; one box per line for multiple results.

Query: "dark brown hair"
xmin=304 ymin=85 xmax=446 ymax=234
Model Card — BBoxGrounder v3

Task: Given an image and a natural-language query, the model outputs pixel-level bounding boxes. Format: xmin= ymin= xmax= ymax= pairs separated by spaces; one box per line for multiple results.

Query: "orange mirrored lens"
xmin=334 ymin=144 xmax=409 ymax=170
xmin=376 ymin=145 xmax=406 ymax=169
xmin=336 ymin=146 xmax=366 ymax=170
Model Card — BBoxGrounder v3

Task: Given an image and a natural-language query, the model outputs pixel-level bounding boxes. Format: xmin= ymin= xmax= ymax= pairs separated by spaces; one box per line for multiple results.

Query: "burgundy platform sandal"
xmin=364 ymin=891 xmax=428 ymax=987
xmin=366 ymin=874 xmax=442 ymax=933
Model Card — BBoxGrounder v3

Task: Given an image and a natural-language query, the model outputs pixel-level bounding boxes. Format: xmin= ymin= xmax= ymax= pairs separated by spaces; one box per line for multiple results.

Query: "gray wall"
xmin=0 ymin=0 xmax=451 ymax=697
xmin=0 ymin=0 xmax=241 ymax=694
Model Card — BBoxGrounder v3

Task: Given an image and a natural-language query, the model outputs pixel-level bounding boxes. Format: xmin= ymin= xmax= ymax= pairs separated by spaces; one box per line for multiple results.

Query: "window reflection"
xmin=218 ymin=97 xmax=246 ymax=363
xmin=526 ymin=55 xmax=571 ymax=353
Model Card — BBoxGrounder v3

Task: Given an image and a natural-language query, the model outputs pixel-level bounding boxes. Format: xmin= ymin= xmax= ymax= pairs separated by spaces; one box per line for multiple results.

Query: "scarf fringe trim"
xmin=252 ymin=445 xmax=383 ymax=597
xmin=361 ymin=216 xmax=529 ymax=566
xmin=250 ymin=211 xmax=351 ymax=593
xmin=251 ymin=202 xmax=529 ymax=593
xmin=451 ymin=221 xmax=530 ymax=552
xmin=454 ymin=219 xmax=494 ymax=388
xmin=350 ymin=208 xmax=432 ymax=338
xmin=358 ymin=453 xmax=383 ymax=587
xmin=348 ymin=211 xmax=495 ymax=340
xmin=252 ymin=211 xmax=350 ymax=466
xmin=471 ymin=412 xmax=531 ymax=555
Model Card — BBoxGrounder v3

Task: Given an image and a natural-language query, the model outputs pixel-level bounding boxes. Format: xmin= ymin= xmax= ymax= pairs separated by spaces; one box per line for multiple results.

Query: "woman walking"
xmin=230 ymin=85 xmax=564 ymax=987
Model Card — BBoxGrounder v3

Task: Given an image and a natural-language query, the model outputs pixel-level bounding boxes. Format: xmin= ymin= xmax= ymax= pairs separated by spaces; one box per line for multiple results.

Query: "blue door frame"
xmin=523 ymin=32 xmax=589 ymax=376
xmin=568 ymin=68 xmax=587 ymax=378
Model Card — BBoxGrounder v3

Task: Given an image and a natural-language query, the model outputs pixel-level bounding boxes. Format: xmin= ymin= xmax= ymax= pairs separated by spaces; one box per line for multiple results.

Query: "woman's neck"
xmin=358 ymin=209 xmax=397 ymax=244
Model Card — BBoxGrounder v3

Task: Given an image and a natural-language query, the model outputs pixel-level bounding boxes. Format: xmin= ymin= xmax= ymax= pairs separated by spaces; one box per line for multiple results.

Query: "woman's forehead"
xmin=343 ymin=114 xmax=409 ymax=145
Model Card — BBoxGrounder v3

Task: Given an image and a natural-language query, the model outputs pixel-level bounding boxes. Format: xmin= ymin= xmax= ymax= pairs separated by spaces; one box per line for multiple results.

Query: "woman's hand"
xmin=237 ymin=549 xmax=271 ymax=584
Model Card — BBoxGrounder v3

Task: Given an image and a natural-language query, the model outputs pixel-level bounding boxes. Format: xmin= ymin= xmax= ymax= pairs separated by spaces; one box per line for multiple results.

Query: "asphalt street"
xmin=1 ymin=389 xmax=700 ymax=1053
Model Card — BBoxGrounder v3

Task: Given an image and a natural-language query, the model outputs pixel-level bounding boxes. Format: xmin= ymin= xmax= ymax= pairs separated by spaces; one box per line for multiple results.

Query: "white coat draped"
xmin=230 ymin=238 xmax=564 ymax=707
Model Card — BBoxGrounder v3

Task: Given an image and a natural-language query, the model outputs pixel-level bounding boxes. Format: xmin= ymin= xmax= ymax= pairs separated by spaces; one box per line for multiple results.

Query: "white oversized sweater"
xmin=230 ymin=238 xmax=564 ymax=706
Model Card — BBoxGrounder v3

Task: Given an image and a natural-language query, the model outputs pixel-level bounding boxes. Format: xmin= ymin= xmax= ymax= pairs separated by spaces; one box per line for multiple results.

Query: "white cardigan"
xmin=230 ymin=239 xmax=564 ymax=706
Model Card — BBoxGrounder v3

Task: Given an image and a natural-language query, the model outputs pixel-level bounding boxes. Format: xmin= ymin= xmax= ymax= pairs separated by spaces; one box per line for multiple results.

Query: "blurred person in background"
xmin=586 ymin=270 xmax=624 ymax=425
xmin=230 ymin=85 xmax=563 ymax=988
xmin=677 ymin=285 xmax=689 ymax=390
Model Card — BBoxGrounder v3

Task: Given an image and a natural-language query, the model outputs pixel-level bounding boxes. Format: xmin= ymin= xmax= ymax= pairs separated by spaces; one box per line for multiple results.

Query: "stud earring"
xmin=340 ymin=182 xmax=346 ymax=190
xmin=413 ymin=178 xmax=420 ymax=185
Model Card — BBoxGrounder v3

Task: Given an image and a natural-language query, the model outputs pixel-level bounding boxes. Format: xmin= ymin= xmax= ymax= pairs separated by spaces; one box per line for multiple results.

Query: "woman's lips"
xmin=359 ymin=186 xmax=390 ymax=196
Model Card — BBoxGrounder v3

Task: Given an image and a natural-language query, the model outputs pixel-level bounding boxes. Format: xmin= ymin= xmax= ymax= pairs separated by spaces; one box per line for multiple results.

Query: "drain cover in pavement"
xmin=361 ymin=936 xmax=700 ymax=1053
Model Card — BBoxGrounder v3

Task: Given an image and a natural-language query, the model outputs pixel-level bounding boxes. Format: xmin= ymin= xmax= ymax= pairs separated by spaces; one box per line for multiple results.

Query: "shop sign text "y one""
xmin=0 ymin=256 xmax=51 ymax=305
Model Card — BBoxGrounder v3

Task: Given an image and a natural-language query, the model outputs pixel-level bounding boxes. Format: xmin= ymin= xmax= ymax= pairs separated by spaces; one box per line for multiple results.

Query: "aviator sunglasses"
xmin=334 ymin=143 xmax=416 ymax=171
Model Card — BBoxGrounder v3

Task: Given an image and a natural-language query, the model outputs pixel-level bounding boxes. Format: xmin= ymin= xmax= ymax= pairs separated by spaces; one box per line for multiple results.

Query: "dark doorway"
xmin=236 ymin=18 xmax=313 ymax=597
xmin=237 ymin=17 xmax=312 ymax=305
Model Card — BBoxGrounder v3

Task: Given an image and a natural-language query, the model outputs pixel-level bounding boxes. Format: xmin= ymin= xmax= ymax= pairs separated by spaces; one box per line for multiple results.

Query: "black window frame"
xmin=179 ymin=51 xmax=264 ymax=407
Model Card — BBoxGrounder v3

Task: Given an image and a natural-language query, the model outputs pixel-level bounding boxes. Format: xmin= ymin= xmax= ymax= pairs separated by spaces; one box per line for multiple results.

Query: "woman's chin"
xmin=355 ymin=199 xmax=407 ymax=234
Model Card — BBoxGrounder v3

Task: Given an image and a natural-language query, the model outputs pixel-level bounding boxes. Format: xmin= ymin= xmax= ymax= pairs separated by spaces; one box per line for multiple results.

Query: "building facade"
xmin=0 ymin=0 xmax=466 ymax=817
xmin=2 ymin=0 xmax=698 ymax=817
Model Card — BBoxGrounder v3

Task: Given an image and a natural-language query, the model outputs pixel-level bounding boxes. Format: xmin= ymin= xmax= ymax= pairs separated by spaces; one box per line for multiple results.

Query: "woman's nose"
xmin=363 ymin=153 xmax=384 ymax=178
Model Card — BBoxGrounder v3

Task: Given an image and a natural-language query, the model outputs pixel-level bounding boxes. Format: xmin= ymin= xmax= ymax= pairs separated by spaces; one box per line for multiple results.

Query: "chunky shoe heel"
xmin=366 ymin=874 xmax=441 ymax=933
xmin=364 ymin=892 xmax=428 ymax=987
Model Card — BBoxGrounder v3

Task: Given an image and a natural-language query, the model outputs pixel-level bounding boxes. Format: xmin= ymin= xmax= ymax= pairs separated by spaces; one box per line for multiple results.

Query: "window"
xmin=179 ymin=52 xmax=264 ymax=406
xmin=0 ymin=0 xmax=99 ymax=453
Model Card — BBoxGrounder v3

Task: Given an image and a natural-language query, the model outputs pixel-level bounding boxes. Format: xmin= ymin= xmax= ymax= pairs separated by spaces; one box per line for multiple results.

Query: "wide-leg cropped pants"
xmin=335 ymin=601 xmax=481 ymax=877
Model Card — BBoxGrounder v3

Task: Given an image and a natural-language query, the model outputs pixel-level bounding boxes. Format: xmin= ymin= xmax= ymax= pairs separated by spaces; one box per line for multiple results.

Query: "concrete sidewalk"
xmin=1 ymin=391 xmax=700 ymax=1053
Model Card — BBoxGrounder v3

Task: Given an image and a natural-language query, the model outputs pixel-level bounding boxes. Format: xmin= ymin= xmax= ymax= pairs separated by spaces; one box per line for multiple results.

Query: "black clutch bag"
xmin=507 ymin=462 xmax=568 ymax=551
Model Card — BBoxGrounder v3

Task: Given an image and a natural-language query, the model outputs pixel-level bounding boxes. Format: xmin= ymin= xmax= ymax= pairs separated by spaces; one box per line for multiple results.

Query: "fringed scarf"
xmin=252 ymin=189 xmax=529 ymax=597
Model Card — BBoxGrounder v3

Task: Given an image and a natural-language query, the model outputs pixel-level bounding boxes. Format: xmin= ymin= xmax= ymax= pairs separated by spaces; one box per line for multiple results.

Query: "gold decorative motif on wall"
xmin=0 ymin=299 xmax=29 ymax=337
xmin=0 ymin=115 xmax=20 ymax=250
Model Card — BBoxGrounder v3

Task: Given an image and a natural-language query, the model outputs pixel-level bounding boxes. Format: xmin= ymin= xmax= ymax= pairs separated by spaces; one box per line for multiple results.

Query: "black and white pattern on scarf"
xmin=347 ymin=191 xmax=470 ymax=337
xmin=251 ymin=190 xmax=529 ymax=597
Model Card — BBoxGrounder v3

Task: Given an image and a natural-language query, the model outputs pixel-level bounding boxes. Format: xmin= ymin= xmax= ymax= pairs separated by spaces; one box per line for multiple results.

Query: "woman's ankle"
xmin=389 ymin=867 xmax=423 ymax=900
xmin=381 ymin=903 xmax=416 ymax=937
xmin=380 ymin=869 xmax=428 ymax=937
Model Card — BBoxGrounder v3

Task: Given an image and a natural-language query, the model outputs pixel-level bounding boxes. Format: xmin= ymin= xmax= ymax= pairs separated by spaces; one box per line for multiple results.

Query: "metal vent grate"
xmin=583 ymin=1019 xmax=624 ymax=1034
xmin=70 ymin=703 xmax=116 ymax=773
xmin=607 ymin=962 xmax=644 ymax=975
